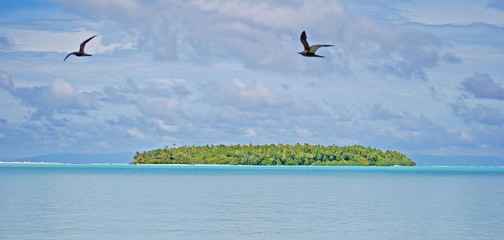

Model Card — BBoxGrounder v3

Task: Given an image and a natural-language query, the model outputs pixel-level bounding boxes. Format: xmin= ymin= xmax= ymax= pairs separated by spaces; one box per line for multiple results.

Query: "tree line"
xmin=131 ymin=143 xmax=416 ymax=166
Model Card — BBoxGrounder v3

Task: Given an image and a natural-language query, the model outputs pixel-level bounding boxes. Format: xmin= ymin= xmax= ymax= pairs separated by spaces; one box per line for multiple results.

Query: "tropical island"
xmin=132 ymin=144 xmax=416 ymax=166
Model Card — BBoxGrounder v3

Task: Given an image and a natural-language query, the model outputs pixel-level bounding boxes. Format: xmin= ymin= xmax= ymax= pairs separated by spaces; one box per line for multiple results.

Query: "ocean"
xmin=1 ymin=164 xmax=503 ymax=240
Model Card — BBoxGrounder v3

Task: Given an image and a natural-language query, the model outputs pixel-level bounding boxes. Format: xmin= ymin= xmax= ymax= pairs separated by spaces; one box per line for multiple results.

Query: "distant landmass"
xmin=132 ymin=144 xmax=416 ymax=166
xmin=6 ymin=153 xmax=134 ymax=164
xmin=410 ymin=155 xmax=504 ymax=167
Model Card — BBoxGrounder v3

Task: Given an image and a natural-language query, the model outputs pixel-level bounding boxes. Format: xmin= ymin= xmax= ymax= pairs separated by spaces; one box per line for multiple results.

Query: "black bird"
xmin=298 ymin=31 xmax=332 ymax=58
xmin=64 ymin=35 xmax=97 ymax=62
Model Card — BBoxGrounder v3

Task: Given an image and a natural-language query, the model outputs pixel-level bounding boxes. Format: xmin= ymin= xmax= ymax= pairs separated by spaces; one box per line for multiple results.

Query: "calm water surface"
xmin=1 ymin=164 xmax=503 ymax=240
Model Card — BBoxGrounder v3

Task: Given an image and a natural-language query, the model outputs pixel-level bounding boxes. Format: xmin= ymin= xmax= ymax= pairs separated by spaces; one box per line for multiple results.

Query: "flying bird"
xmin=64 ymin=35 xmax=97 ymax=62
xmin=298 ymin=31 xmax=333 ymax=58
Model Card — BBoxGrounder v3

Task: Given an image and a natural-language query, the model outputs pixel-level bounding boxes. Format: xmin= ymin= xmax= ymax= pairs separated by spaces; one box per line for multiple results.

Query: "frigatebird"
xmin=64 ymin=35 xmax=97 ymax=62
xmin=298 ymin=31 xmax=332 ymax=58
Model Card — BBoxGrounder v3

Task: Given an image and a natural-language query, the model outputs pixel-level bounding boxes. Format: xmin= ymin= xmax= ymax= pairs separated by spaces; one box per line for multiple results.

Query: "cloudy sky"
xmin=1 ymin=0 xmax=503 ymax=163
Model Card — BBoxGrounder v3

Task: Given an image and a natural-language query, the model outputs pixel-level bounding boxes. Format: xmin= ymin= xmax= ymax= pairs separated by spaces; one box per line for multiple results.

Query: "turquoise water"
xmin=1 ymin=164 xmax=503 ymax=240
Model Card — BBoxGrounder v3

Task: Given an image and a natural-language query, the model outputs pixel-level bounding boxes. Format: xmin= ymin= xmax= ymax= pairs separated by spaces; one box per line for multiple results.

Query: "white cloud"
xmin=126 ymin=128 xmax=145 ymax=140
xmin=0 ymin=69 xmax=14 ymax=91
xmin=452 ymin=103 xmax=504 ymax=126
xmin=0 ymin=70 xmax=98 ymax=119
xmin=44 ymin=0 xmax=454 ymax=78
xmin=50 ymin=78 xmax=76 ymax=104
xmin=205 ymin=78 xmax=282 ymax=112
xmin=488 ymin=0 xmax=504 ymax=11
xmin=459 ymin=131 xmax=473 ymax=142
xmin=295 ymin=128 xmax=312 ymax=137
xmin=98 ymin=141 xmax=111 ymax=148
xmin=461 ymin=73 xmax=504 ymax=100
xmin=368 ymin=103 xmax=401 ymax=120
xmin=154 ymin=119 xmax=179 ymax=133
xmin=370 ymin=113 xmax=457 ymax=151
xmin=4 ymin=29 xmax=126 ymax=54
xmin=189 ymin=0 xmax=346 ymax=30
xmin=204 ymin=78 xmax=323 ymax=116
xmin=333 ymin=104 xmax=353 ymax=121
xmin=244 ymin=128 xmax=257 ymax=138
xmin=401 ymin=1 xmax=504 ymax=26
xmin=0 ymin=33 xmax=15 ymax=50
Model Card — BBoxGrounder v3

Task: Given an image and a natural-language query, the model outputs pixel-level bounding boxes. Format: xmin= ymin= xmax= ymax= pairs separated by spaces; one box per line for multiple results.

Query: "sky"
xmin=0 ymin=0 xmax=503 ymax=163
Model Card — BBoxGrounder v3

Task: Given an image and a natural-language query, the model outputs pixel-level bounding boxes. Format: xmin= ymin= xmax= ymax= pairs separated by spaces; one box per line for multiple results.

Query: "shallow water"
xmin=1 ymin=164 xmax=503 ymax=240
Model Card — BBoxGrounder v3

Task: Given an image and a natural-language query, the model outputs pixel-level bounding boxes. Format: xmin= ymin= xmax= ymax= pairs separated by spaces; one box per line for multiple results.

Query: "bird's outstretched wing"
xmin=300 ymin=31 xmax=310 ymax=51
xmin=63 ymin=52 xmax=74 ymax=62
xmin=309 ymin=45 xmax=333 ymax=54
xmin=79 ymin=35 xmax=97 ymax=53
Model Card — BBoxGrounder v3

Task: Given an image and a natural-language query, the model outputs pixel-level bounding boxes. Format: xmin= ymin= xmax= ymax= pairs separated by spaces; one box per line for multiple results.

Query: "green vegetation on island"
xmin=132 ymin=144 xmax=416 ymax=166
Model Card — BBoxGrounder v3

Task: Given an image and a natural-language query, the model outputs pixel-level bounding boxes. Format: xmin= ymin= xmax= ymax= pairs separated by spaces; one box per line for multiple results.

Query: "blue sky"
xmin=1 ymin=0 xmax=503 ymax=163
